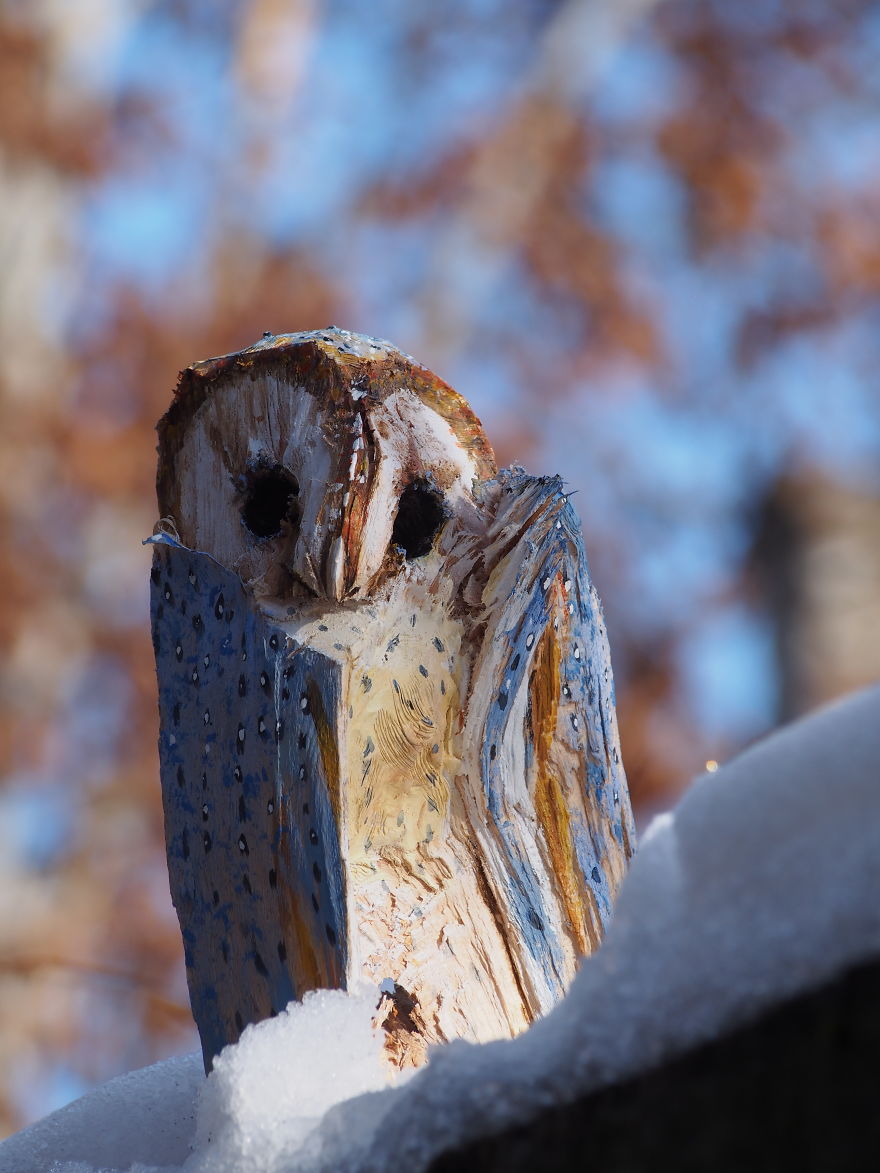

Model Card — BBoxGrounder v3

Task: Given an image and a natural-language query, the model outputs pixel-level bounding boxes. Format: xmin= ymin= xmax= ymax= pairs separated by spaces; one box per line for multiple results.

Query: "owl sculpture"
xmin=150 ymin=328 xmax=635 ymax=1071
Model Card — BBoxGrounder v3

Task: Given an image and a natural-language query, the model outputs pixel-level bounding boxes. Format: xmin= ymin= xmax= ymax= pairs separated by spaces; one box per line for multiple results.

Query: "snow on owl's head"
xmin=156 ymin=329 xmax=497 ymax=603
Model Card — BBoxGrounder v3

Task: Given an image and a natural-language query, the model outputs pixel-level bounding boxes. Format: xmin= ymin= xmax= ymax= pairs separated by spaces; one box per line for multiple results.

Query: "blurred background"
xmin=1 ymin=0 xmax=879 ymax=1137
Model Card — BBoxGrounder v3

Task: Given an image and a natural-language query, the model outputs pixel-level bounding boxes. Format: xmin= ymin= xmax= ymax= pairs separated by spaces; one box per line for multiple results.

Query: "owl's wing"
xmin=462 ymin=469 xmax=635 ymax=1014
xmin=149 ymin=534 xmax=346 ymax=1069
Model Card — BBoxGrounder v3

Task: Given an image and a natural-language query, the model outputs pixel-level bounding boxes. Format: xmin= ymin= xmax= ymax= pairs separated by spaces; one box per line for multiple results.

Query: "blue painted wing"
xmin=466 ymin=469 xmax=635 ymax=1012
xmin=149 ymin=535 xmax=346 ymax=1069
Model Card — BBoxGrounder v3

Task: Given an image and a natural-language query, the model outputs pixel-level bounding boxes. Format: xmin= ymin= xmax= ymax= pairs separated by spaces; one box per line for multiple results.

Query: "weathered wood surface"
xmin=426 ymin=954 xmax=880 ymax=1172
xmin=152 ymin=328 xmax=635 ymax=1070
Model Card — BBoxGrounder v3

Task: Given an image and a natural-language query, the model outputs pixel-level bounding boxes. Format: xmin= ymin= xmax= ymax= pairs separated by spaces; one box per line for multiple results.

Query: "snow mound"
xmin=0 ymin=988 xmax=396 ymax=1173
xmin=3 ymin=685 xmax=879 ymax=1173
xmin=0 ymin=1053 xmax=202 ymax=1173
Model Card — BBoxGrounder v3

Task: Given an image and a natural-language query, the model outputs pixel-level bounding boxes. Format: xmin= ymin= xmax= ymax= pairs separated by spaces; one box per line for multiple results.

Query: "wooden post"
xmin=151 ymin=328 xmax=635 ymax=1071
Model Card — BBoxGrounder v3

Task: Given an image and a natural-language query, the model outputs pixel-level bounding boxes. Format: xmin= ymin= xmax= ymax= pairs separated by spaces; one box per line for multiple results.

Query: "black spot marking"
xmin=215 ymin=593 xmax=225 ymax=620
xmin=313 ymin=861 xmax=322 ymax=883
xmin=433 ymin=637 xmax=444 ymax=653
xmin=419 ymin=664 xmax=429 ymax=678
xmin=192 ymin=614 xmax=203 ymax=634
xmin=362 ymin=675 xmax=372 ymax=693
xmin=243 ymin=874 xmax=252 ymax=894
xmin=177 ymin=765 xmax=185 ymax=789
xmin=151 ymin=566 xmax=160 ymax=585
xmin=528 ymin=909 xmax=544 ymax=931
xmin=234 ymin=1008 xmax=242 ymax=1030
xmin=511 ymin=653 xmax=521 ymax=672
xmin=392 ymin=481 xmax=446 ymax=559
xmin=269 ymin=868 xmax=277 ymax=889
xmin=212 ymin=889 xmax=219 ymax=907
xmin=182 ymin=829 xmax=190 ymax=860
xmin=490 ymin=744 xmax=497 ymax=761
xmin=277 ymin=941 xmax=287 ymax=962
xmin=302 ymin=802 xmax=310 ymax=815
xmin=203 ymin=831 xmax=212 ymax=853
xmin=240 ymin=463 xmax=299 ymax=539
xmin=254 ymin=951 xmax=268 ymax=977
xmin=238 ymin=834 xmax=249 ymax=855
xmin=498 ymin=690 xmax=508 ymax=710
xmin=175 ymin=644 xmax=183 ymax=662
xmin=202 ymin=803 xmax=209 ymax=821
xmin=325 ymin=924 xmax=337 ymax=945
xmin=311 ymin=893 xmax=319 ymax=913
xmin=238 ymin=795 xmax=246 ymax=821
xmin=318 ymin=624 xmax=328 ymax=632
xmin=238 ymin=674 xmax=248 ymax=698
xmin=591 ymin=866 xmax=601 ymax=884
xmin=269 ymin=634 xmax=279 ymax=651
xmin=298 ymin=732 xmax=307 ymax=749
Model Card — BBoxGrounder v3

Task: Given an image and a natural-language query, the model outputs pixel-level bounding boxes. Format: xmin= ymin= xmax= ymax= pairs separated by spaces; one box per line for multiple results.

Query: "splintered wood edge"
xmin=156 ymin=330 xmax=498 ymax=520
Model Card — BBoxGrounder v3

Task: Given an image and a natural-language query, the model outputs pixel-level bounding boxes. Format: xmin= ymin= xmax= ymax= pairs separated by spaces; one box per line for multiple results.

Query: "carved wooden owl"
xmin=150 ymin=328 xmax=635 ymax=1070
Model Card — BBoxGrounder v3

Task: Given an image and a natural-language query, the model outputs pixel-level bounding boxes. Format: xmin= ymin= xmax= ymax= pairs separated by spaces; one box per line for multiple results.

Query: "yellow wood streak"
xmin=529 ymin=613 xmax=592 ymax=957
xmin=276 ymin=810 xmax=344 ymax=996
xmin=276 ymin=855 xmax=342 ymax=992
xmin=306 ymin=677 xmax=342 ymax=834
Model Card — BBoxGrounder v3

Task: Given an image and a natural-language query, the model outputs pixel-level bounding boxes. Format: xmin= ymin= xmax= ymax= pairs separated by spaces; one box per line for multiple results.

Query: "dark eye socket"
xmin=240 ymin=464 xmax=299 ymax=539
xmin=392 ymin=481 xmax=446 ymax=560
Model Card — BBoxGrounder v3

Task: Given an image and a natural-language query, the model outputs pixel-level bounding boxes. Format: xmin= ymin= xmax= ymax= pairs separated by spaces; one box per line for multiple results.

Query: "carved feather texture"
xmin=151 ymin=328 xmax=635 ymax=1070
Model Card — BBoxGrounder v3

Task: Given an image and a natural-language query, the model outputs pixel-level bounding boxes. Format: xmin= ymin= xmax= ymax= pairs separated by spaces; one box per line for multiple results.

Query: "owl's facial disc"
xmin=156 ymin=330 xmax=496 ymax=605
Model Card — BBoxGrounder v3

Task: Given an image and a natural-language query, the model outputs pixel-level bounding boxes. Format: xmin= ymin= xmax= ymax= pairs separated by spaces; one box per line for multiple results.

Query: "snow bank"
xmin=3 ymin=685 xmax=879 ymax=1173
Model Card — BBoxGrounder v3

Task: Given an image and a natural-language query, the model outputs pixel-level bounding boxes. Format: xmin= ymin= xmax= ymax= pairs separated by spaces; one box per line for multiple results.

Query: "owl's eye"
xmin=392 ymin=481 xmax=446 ymax=560
xmin=240 ymin=464 xmax=300 ymax=539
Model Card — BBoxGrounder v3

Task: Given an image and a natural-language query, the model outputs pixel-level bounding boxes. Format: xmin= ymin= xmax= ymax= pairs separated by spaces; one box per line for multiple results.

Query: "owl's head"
xmin=157 ymin=329 xmax=497 ymax=602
